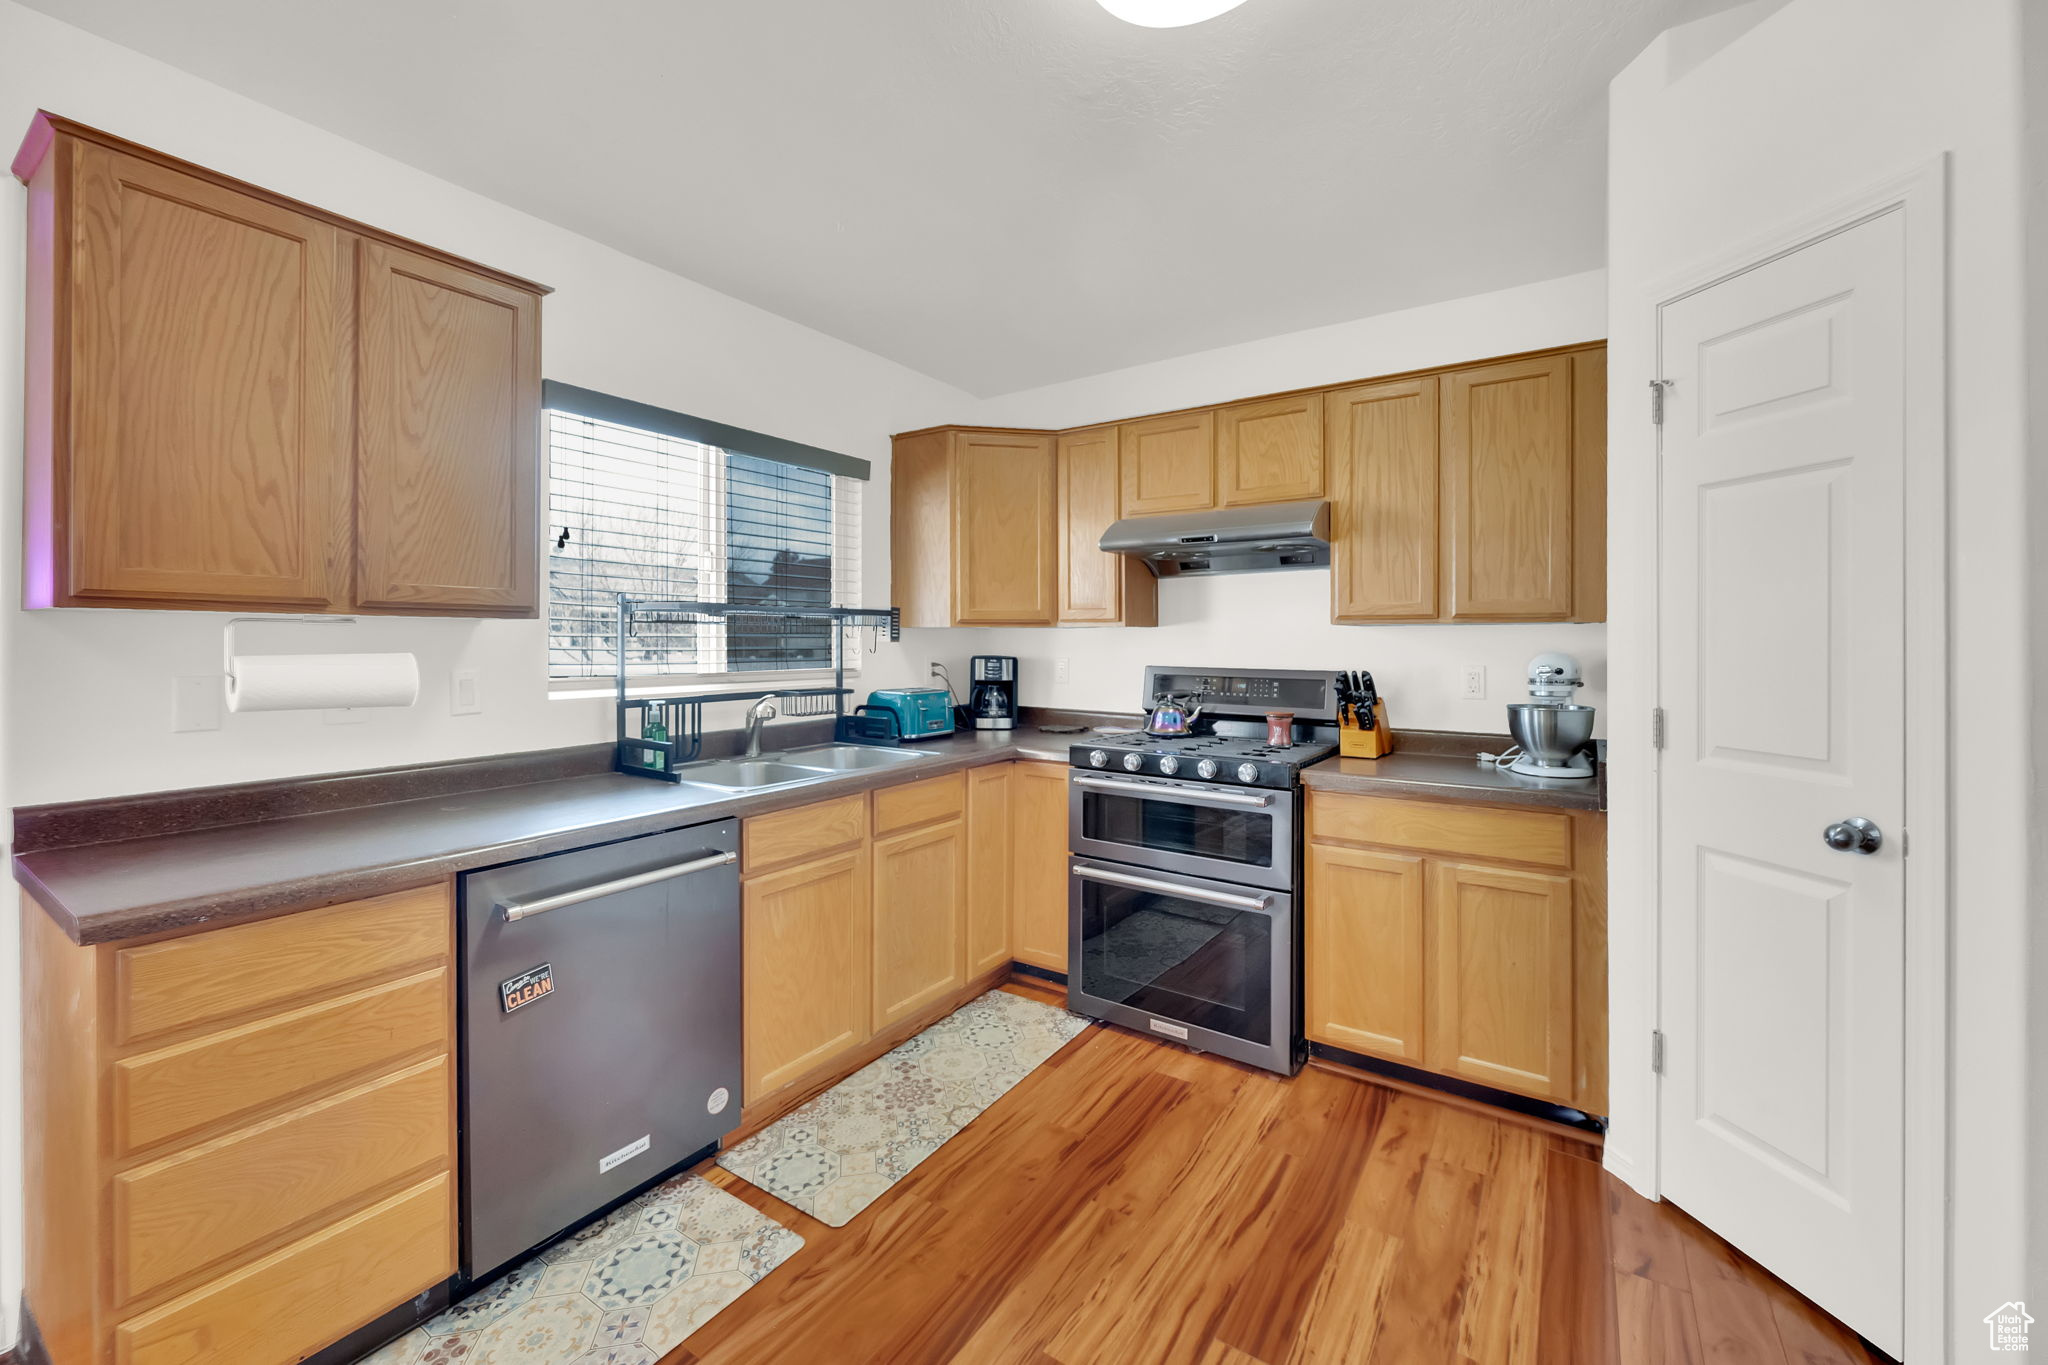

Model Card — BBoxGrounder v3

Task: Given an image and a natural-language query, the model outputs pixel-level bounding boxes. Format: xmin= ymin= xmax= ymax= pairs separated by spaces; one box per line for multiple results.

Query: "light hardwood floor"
xmin=676 ymin=982 xmax=1884 ymax=1365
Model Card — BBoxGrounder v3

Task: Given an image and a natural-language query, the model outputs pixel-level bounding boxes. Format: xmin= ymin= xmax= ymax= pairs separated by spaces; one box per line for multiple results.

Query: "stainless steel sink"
xmin=673 ymin=759 xmax=838 ymax=791
xmin=771 ymin=744 xmax=931 ymax=771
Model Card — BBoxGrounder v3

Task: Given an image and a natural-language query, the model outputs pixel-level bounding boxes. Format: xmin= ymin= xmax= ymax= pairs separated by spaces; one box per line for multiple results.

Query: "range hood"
xmin=1098 ymin=499 xmax=1331 ymax=577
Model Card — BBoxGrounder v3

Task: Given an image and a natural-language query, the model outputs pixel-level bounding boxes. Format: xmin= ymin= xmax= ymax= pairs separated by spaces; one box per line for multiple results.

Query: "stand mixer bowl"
xmin=1505 ymin=703 xmax=1596 ymax=768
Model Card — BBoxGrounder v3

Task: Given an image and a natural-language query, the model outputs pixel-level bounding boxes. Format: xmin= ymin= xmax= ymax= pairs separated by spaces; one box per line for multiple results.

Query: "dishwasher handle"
xmin=499 ymin=849 xmax=739 ymax=922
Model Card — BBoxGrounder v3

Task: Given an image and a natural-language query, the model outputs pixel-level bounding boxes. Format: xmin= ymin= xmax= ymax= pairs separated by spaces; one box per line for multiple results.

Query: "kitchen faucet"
xmin=742 ymin=694 xmax=782 ymax=758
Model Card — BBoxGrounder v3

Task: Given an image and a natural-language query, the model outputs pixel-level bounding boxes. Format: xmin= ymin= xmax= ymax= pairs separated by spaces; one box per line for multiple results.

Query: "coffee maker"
xmin=967 ymin=656 xmax=1019 ymax=731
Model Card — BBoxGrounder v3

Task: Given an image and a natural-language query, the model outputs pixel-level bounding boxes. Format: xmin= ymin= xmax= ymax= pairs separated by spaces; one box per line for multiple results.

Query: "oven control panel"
xmin=1141 ymin=666 xmax=1338 ymax=723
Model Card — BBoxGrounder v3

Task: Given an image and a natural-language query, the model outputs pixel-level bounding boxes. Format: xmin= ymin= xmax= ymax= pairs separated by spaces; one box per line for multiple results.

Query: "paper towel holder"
xmin=221 ymin=615 xmax=358 ymax=690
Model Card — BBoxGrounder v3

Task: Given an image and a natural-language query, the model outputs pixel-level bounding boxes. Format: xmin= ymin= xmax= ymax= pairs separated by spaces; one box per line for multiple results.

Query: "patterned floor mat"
xmin=718 ymin=989 xmax=1090 ymax=1227
xmin=361 ymin=1174 xmax=800 ymax=1365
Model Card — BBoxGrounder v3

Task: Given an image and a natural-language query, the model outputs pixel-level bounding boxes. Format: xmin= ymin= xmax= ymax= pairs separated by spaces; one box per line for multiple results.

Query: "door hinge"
xmin=1650 ymin=1030 xmax=1666 ymax=1074
xmin=1651 ymin=707 xmax=1666 ymax=750
xmin=1650 ymin=379 xmax=1671 ymax=426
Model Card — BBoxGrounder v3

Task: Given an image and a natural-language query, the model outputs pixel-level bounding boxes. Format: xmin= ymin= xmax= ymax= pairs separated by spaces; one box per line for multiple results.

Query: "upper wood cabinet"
xmin=1058 ymin=426 xmax=1157 ymax=626
xmin=1441 ymin=354 xmax=1574 ymax=619
xmin=1327 ymin=376 xmax=1440 ymax=621
xmin=1216 ymin=393 xmax=1322 ymax=505
xmin=15 ymin=113 xmax=547 ymax=617
xmin=892 ymin=340 xmax=1605 ymax=628
xmin=892 ymin=428 xmax=1058 ymax=627
xmin=354 ymin=241 xmax=540 ymax=614
xmin=1119 ymin=410 xmax=1214 ymax=515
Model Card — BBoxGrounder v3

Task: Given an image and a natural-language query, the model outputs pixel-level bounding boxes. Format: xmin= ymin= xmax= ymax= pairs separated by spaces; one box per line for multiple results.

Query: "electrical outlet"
xmin=927 ymin=660 xmax=946 ymax=681
xmin=1461 ymin=665 xmax=1488 ymax=700
xmin=172 ymin=675 xmax=223 ymax=733
xmin=451 ymin=669 xmax=482 ymax=715
xmin=1055 ymin=656 xmax=1071 ymax=685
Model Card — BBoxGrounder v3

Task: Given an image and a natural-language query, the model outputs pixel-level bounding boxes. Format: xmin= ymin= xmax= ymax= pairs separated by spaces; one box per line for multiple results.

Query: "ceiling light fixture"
xmin=1096 ymin=0 xmax=1252 ymax=28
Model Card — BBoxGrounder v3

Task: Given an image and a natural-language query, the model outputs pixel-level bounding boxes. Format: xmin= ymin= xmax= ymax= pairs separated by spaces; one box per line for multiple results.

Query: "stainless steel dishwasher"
xmin=459 ymin=817 xmax=741 ymax=1281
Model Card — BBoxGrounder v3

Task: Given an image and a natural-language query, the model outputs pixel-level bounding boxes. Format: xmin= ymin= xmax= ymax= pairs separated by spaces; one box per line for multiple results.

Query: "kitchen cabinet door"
xmin=1327 ymin=377 xmax=1440 ymax=621
xmin=966 ymin=766 xmax=1014 ymax=977
xmin=1009 ymin=762 xmax=1071 ymax=974
xmin=871 ymin=820 xmax=968 ymax=1030
xmin=743 ymin=847 xmax=872 ymax=1100
xmin=40 ymin=139 xmax=350 ymax=610
xmin=1216 ymin=394 xmax=1323 ymax=506
xmin=1119 ymin=411 xmax=1215 ymax=516
xmin=1059 ymin=426 xmax=1157 ymax=626
xmin=1425 ymin=860 xmax=1574 ymax=1103
xmin=1305 ymin=844 xmax=1426 ymax=1063
xmin=954 ymin=431 xmax=1057 ymax=625
xmin=354 ymin=239 xmax=541 ymax=616
xmin=1440 ymin=354 xmax=1574 ymax=620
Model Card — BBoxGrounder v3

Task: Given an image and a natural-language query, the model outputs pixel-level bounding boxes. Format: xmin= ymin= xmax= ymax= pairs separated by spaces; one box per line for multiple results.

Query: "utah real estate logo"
xmin=1985 ymin=1301 xmax=2034 ymax=1352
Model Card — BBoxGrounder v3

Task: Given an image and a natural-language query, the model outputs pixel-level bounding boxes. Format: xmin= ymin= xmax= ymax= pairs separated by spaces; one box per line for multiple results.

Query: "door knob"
xmin=1822 ymin=817 xmax=1883 ymax=854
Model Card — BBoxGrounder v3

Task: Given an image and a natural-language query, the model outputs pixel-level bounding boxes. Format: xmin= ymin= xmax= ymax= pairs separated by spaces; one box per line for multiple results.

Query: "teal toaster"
xmin=865 ymin=686 xmax=955 ymax=741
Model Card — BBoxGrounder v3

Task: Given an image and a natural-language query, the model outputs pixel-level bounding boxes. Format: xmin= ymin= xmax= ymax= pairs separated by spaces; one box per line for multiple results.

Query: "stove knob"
xmin=1158 ymin=756 xmax=1181 ymax=776
xmin=1088 ymin=750 xmax=1108 ymax=769
xmin=1196 ymin=759 xmax=1219 ymax=780
xmin=1236 ymin=762 xmax=1261 ymax=785
xmin=1122 ymin=752 xmax=1144 ymax=772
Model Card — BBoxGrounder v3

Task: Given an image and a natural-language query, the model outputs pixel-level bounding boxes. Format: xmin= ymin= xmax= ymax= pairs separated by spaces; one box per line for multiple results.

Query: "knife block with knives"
xmin=1336 ymin=670 xmax=1394 ymax=759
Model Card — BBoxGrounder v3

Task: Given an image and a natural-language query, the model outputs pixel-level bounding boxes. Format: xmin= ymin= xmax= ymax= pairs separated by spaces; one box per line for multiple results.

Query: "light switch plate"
xmin=172 ymin=675 xmax=223 ymax=733
xmin=451 ymin=669 xmax=482 ymax=715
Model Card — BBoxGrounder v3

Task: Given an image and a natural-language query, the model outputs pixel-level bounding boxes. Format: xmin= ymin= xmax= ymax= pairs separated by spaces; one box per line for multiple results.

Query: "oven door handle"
xmin=499 ymin=849 xmax=739 ymax=922
xmin=1071 ymin=774 xmax=1275 ymax=809
xmin=1072 ymin=863 xmax=1273 ymax=912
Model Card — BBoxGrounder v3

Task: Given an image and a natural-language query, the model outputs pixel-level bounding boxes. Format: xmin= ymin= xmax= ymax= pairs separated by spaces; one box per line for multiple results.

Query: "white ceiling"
xmin=22 ymin=0 xmax=1726 ymax=396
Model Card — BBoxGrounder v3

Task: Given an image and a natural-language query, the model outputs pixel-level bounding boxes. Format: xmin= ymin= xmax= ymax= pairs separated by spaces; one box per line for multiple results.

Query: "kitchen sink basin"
xmin=770 ymin=744 xmax=931 ymax=771
xmin=673 ymin=759 xmax=837 ymax=791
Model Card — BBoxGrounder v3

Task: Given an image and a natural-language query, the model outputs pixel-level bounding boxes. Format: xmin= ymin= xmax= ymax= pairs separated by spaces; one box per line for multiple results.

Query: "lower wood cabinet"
xmin=1305 ymin=790 xmax=1606 ymax=1111
xmin=871 ymin=817 xmax=967 ymax=1030
xmin=740 ymin=844 xmax=872 ymax=1101
xmin=1008 ymin=761 xmax=1071 ymax=974
xmin=965 ymin=766 xmax=1014 ymax=976
xmin=1303 ymin=844 xmax=1426 ymax=1063
xmin=23 ymin=885 xmax=456 ymax=1365
xmin=740 ymin=766 xmax=1034 ymax=1108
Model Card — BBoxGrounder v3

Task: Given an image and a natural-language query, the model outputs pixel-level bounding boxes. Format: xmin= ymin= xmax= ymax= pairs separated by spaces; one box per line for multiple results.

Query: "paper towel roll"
xmin=225 ymin=652 xmax=421 ymax=713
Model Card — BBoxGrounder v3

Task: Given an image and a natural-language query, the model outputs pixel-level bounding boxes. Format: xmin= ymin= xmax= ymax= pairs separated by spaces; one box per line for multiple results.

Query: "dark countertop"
xmin=15 ymin=719 xmax=1599 ymax=948
xmin=17 ymin=730 xmax=1074 ymax=947
xmin=1300 ymin=749 xmax=1605 ymax=812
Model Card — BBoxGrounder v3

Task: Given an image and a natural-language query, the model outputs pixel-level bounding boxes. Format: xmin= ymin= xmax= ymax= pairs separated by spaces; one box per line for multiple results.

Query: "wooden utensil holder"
xmin=1339 ymin=700 xmax=1395 ymax=759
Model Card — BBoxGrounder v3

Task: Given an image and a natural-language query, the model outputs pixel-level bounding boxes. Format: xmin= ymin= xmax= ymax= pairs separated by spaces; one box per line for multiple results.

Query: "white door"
xmin=1656 ymin=209 xmax=1905 ymax=1354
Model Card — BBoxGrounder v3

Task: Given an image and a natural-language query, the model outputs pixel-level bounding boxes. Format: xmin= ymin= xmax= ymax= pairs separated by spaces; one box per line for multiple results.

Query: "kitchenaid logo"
xmin=1984 ymin=1301 xmax=2033 ymax=1351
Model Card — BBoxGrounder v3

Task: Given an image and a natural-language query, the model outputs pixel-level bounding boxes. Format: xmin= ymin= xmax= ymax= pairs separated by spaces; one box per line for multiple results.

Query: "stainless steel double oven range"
xmin=1066 ymin=666 xmax=1339 ymax=1074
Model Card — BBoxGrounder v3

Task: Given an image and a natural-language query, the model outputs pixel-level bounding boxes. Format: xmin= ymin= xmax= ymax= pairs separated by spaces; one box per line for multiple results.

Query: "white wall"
xmin=939 ymin=271 xmax=1610 ymax=730
xmin=1603 ymin=2 xmax=2035 ymax=1359
xmin=0 ymin=0 xmax=980 ymax=1347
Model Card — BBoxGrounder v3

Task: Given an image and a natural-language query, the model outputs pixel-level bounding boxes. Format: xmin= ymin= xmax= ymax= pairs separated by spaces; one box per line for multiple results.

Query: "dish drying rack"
xmin=610 ymin=594 xmax=901 ymax=781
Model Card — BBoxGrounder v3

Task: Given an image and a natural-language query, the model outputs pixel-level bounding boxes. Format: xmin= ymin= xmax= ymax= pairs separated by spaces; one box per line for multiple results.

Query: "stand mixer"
xmin=1498 ymin=652 xmax=1596 ymax=779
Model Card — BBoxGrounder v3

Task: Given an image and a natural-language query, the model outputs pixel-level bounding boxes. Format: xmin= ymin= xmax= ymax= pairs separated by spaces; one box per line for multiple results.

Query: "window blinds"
xmin=546 ymin=409 xmax=862 ymax=681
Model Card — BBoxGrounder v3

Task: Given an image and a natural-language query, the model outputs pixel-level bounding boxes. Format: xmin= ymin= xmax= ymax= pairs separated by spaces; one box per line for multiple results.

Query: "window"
xmin=546 ymin=407 xmax=861 ymax=684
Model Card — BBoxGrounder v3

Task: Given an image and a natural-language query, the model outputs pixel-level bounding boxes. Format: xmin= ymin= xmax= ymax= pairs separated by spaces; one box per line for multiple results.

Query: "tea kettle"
xmin=1144 ymin=693 xmax=1203 ymax=737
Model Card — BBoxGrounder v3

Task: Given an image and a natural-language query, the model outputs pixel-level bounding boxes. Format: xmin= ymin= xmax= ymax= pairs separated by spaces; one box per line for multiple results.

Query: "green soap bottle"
xmin=644 ymin=707 xmax=668 ymax=771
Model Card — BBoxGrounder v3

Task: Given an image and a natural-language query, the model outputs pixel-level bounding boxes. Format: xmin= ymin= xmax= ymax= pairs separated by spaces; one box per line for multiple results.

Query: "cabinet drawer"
xmin=113 ymin=886 xmax=448 ymax=1045
xmin=1307 ymin=792 xmax=1572 ymax=869
xmin=114 ymin=1173 xmax=452 ymax=1365
xmin=871 ymin=772 xmax=967 ymax=837
xmin=114 ymin=1055 xmax=450 ymax=1304
xmin=113 ymin=968 xmax=449 ymax=1156
xmin=744 ymin=794 xmax=867 ymax=875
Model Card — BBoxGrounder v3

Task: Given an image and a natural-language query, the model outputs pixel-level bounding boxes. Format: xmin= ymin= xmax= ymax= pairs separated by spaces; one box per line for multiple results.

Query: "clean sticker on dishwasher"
xmin=499 ymin=963 xmax=555 ymax=1014
xmin=599 ymin=1134 xmax=651 ymax=1175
